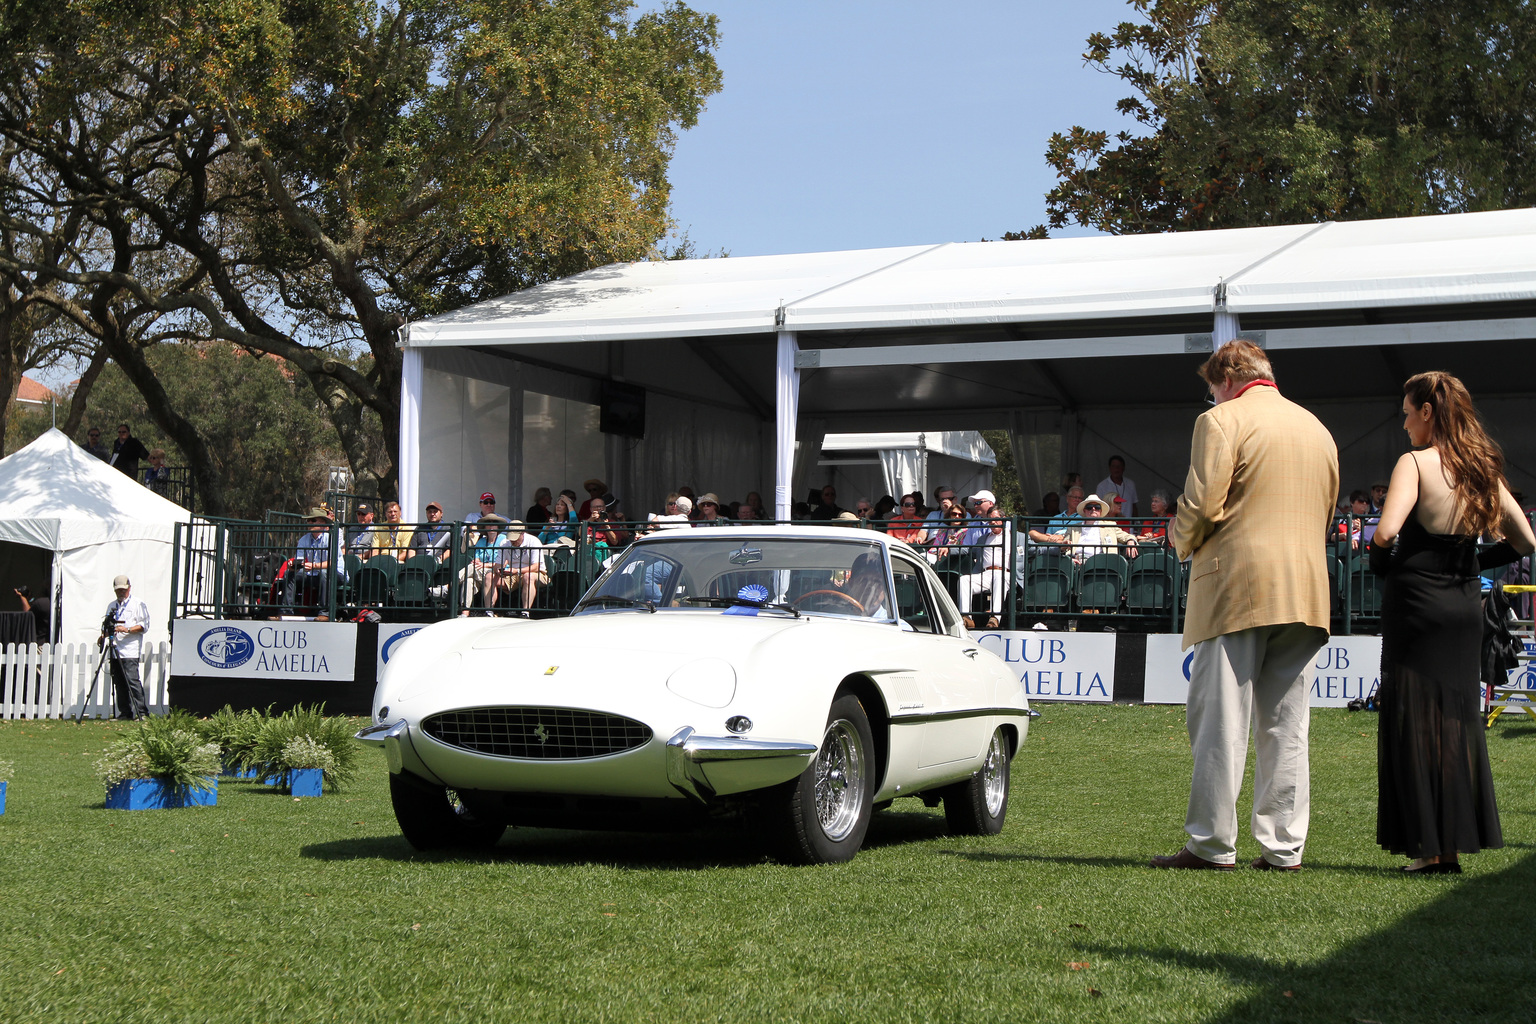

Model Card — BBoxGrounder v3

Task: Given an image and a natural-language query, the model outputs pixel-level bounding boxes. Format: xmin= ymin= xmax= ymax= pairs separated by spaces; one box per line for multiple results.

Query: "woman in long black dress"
xmin=1369 ymin=372 xmax=1535 ymax=874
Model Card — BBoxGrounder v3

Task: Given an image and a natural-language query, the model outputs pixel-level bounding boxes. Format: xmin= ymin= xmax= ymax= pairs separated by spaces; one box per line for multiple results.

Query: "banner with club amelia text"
xmin=171 ymin=619 xmax=357 ymax=681
xmin=971 ymin=630 xmax=1117 ymax=702
xmin=1144 ymin=634 xmax=1383 ymax=708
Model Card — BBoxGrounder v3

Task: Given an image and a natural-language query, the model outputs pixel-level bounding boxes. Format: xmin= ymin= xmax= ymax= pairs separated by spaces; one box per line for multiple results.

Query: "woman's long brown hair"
xmin=1404 ymin=371 xmax=1506 ymax=538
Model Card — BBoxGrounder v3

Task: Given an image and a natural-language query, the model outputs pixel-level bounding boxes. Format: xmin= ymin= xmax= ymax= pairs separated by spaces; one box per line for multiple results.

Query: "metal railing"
xmin=166 ymin=512 xmax=1531 ymax=633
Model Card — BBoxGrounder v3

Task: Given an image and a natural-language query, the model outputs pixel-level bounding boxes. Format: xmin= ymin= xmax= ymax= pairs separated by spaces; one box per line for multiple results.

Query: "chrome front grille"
xmin=422 ymin=707 xmax=653 ymax=760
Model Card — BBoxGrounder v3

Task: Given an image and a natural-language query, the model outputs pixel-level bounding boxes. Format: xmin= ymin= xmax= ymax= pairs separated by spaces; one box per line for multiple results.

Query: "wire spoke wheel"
xmin=815 ymin=717 xmax=869 ymax=842
xmin=981 ymin=730 xmax=1008 ymax=818
xmin=771 ymin=692 xmax=876 ymax=864
xmin=943 ymin=725 xmax=1011 ymax=836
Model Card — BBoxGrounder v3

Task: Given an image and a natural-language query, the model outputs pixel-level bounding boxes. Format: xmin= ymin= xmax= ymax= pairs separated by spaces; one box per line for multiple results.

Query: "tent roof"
xmin=0 ymin=429 xmax=192 ymax=551
xmin=406 ymin=208 xmax=1536 ymax=346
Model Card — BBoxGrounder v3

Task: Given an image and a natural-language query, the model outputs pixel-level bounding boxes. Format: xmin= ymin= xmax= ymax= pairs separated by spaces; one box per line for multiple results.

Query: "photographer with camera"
xmin=105 ymin=575 xmax=150 ymax=720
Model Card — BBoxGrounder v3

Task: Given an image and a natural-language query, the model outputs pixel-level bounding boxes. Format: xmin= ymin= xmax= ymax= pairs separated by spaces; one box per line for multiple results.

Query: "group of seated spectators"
xmin=273 ymin=463 xmax=1482 ymax=622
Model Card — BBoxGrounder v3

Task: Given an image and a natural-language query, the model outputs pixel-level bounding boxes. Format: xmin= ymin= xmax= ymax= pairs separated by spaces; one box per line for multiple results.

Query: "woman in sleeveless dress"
xmin=1369 ymin=372 xmax=1535 ymax=874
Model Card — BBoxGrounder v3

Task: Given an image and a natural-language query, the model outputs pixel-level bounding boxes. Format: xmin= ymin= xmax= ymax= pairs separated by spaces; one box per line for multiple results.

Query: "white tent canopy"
xmin=0 ymin=429 xmax=190 ymax=650
xmin=399 ymin=209 xmax=1536 ymax=520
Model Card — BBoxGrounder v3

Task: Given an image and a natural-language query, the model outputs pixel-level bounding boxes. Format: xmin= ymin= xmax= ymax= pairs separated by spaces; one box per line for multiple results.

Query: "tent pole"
xmin=774 ymin=328 xmax=799 ymax=521
xmin=398 ymin=338 xmax=424 ymax=513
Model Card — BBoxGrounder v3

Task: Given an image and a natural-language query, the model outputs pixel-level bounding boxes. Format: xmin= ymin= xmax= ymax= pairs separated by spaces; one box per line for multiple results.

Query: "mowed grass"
xmin=3 ymin=706 xmax=1535 ymax=1024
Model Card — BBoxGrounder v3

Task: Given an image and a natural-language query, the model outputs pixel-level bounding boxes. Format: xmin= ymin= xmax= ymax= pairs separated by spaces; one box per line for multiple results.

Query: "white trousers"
xmin=958 ymin=566 xmax=1005 ymax=615
xmin=1184 ymin=622 xmax=1325 ymax=866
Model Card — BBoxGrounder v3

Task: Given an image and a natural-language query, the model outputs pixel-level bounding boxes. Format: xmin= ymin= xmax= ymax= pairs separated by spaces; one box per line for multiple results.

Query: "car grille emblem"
xmin=544 ymin=665 xmax=558 ymax=675
xmin=533 ymin=723 xmax=549 ymax=744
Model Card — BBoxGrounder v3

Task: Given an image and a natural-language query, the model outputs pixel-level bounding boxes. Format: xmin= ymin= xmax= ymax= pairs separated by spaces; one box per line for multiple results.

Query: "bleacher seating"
xmin=1075 ymin=553 xmax=1130 ymax=612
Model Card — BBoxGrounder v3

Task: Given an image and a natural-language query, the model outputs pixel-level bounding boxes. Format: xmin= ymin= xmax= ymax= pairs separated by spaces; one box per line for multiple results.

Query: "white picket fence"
xmin=0 ymin=642 xmax=172 ymax=720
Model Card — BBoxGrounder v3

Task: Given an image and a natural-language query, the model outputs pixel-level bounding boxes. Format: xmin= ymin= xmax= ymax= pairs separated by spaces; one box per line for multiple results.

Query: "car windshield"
xmin=576 ymin=537 xmax=893 ymax=619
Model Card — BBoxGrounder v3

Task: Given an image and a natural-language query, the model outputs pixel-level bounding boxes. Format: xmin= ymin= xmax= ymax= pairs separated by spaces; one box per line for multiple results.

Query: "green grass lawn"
xmin=3 ymin=705 xmax=1534 ymax=1023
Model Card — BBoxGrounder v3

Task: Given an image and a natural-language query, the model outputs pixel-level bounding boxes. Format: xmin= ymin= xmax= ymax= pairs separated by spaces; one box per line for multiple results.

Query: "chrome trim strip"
xmin=666 ymin=726 xmax=818 ymax=803
xmin=888 ymin=706 xmax=1032 ymax=724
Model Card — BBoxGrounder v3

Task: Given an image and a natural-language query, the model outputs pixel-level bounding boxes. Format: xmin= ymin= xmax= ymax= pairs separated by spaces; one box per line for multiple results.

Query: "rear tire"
xmin=769 ymin=693 xmax=875 ymax=864
xmin=942 ymin=727 xmax=1010 ymax=836
xmin=389 ymin=771 xmax=507 ymax=850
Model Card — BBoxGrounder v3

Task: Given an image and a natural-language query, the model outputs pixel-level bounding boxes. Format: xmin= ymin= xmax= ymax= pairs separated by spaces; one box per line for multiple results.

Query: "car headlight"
xmin=666 ymin=658 xmax=737 ymax=708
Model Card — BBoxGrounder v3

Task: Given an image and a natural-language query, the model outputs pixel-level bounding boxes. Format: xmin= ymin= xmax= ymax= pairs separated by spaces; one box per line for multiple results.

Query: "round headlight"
xmin=666 ymin=658 xmax=737 ymax=708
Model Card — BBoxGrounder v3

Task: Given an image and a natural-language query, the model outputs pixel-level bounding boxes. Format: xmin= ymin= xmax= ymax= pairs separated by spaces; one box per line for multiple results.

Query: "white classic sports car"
xmin=358 ymin=527 xmax=1032 ymax=863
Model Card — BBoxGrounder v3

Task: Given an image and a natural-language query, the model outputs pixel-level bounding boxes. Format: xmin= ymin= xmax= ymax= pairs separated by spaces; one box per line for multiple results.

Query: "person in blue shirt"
xmin=288 ymin=508 xmax=340 ymax=613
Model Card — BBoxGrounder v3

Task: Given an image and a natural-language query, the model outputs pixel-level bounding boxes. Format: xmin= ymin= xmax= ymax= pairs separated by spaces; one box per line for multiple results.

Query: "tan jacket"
xmin=1172 ymin=385 xmax=1339 ymax=649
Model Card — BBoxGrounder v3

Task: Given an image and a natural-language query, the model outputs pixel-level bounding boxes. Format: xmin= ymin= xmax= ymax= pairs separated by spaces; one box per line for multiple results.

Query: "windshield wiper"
xmin=682 ymin=596 xmax=800 ymax=618
xmin=579 ymin=596 xmax=656 ymax=613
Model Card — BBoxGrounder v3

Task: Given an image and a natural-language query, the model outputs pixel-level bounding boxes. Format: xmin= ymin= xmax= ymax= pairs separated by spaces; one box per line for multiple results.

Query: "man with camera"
xmin=105 ymin=575 xmax=151 ymax=720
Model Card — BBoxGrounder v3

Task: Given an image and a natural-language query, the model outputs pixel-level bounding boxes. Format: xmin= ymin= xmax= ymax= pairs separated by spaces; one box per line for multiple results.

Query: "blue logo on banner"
xmin=197 ymin=626 xmax=255 ymax=669
xmin=381 ymin=627 xmax=422 ymax=664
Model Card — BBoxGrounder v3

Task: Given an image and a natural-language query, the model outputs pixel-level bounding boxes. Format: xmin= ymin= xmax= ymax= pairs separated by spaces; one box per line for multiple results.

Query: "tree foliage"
xmin=1042 ymin=0 xmax=1536 ymax=234
xmin=66 ymin=341 xmax=362 ymax=520
xmin=0 ymin=0 xmax=720 ymax=510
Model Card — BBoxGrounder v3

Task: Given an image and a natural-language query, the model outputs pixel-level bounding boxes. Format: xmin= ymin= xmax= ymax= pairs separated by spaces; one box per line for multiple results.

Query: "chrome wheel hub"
xmin=982 ymin=731 xmax=1007 ymax=817
xmin=815 ymin=718 xmax=867 ymax=841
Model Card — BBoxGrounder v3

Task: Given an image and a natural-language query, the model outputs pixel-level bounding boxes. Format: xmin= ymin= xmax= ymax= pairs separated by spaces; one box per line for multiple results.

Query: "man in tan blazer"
xmin=1153 ymin=340 xmax=1339 ymax=871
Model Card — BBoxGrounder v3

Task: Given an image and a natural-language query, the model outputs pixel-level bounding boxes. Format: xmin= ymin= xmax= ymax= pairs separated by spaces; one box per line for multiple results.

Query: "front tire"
xmin=770 ymin=693 xmax=876 ymax=864
xmin=389 ymin=771 xmax=507 ymax=850
xmin=942 ymin=727 xmax=1011 ymax=836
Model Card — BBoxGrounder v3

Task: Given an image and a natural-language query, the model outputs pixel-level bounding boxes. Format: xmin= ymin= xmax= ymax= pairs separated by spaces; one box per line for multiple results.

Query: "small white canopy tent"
xmin=818 ymin=431 xmax=996 ymax=508
xmin=0 ymin=429 xmax=190 ymax=651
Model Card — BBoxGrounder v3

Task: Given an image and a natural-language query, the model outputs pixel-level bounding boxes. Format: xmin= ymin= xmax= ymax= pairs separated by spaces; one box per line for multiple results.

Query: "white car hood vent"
xmin=422 ymin=706 xmax=653 ymax=760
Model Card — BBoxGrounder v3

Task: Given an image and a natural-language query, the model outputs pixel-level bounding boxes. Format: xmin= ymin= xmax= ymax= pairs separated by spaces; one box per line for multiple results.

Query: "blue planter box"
xmin=0 ymin=779 xmax=7 ymax=815
xmin=289 ymin=768 xmax=324 ymax=798
xmin=106 ymin=777 xmax=217 ymax=810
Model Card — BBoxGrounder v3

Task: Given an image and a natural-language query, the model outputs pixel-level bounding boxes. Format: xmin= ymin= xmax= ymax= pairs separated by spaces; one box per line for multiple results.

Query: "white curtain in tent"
xmin=878 ymin=448 xmax=924 ymax=501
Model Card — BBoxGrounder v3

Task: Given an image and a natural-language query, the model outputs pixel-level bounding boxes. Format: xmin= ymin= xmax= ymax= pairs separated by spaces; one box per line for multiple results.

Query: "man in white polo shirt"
xmin=106 ymin=574 xmax=151 ymax=720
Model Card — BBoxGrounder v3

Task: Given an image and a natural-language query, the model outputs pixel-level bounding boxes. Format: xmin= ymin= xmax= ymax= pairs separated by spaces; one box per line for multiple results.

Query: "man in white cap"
xmin=106 ymin=575 xmax=151 ymax=720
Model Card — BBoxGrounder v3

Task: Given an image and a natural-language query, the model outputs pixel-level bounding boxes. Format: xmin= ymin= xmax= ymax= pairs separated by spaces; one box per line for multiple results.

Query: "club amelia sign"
xmin=171 ymin=620 xmax=357 ymax=680
xmin=1143 ymin=633 xmax=1384 ymax=708
xmin=970 ymin=630 xmax=1117 ymax=703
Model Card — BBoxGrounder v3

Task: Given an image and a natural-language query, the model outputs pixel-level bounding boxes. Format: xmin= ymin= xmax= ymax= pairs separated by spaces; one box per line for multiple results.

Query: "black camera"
xmin=100 ymin=609 xmax=119 ymax=639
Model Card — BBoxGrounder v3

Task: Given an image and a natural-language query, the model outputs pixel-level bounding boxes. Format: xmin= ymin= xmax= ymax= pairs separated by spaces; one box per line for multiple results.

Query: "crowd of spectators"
xmin=263 ymin=451 xmax=1495 ymax=622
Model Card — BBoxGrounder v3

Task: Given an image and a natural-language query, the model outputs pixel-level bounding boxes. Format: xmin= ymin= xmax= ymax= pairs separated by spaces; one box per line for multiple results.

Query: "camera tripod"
xmin=74 ymin=622 xmax=118 ymax=725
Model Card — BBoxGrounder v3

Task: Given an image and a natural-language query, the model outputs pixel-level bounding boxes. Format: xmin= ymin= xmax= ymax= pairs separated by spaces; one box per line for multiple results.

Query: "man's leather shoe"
xmin=1150 ymin=848 xmax=1234 ymax=870
xmin=1251 ymin=856 xmax=1301 ymax=872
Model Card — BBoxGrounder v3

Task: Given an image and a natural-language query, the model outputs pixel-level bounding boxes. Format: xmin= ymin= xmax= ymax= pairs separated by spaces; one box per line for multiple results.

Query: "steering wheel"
xmin=794 ymin=589 xmax=865 ymax=614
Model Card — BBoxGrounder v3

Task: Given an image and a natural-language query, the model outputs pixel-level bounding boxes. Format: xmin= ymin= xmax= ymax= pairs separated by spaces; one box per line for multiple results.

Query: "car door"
xmin=889 ymin=555 xmax=991 ymax=768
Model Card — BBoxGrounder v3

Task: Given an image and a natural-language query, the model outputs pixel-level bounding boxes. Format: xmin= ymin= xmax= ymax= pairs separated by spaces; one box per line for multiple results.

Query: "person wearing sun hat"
xmin=287 ymin=506 xmax=340 ymax=613
xmin=461 ymin=514 xmax=512 ymax=614
xmin=1061 ymin=494 xmax=1141 ymax=565
xmin=501 ymin=519 xmax=548 ymax=615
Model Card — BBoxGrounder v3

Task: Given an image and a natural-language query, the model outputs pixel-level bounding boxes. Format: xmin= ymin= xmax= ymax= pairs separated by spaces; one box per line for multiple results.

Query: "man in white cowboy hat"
xmin=105 ymin=575 xmax=151 ymax=719
xmin=1062 ymin=494 xmax=1141 ymax=565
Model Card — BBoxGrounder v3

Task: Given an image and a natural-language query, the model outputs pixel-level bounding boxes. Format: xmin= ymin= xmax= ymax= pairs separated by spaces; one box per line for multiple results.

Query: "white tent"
xmin=0 ymin=429 xmax=190 ymax=650
xmin=398 ymin=208 xmax=1536 ymax=519
xmin=818 ymin=431 xmax=995 ymax=507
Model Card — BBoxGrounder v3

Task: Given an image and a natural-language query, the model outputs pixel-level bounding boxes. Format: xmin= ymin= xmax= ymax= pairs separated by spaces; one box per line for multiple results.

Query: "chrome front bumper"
xmin=665 ymin=726 xmax=818 ymax=803
xmin=355 ymin=719 xmax=411 ymax=775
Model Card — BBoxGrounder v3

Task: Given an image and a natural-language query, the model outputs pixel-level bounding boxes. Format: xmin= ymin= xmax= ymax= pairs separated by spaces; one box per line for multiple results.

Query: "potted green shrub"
xmin=250 ymin=704 xmax=359 ymax=795
xmin=280 ymin=737 xmax=335 ymax=798
xmin=96 ymin=717 xmax=221 ymax=810
xmin=0 ymin=758 xmax=12 ymax=815
xmin=198 ymin=705 xmax=269 ymax=779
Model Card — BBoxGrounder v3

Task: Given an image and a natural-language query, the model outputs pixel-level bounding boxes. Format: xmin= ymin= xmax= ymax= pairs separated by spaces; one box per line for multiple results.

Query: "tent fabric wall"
xmin=0 ymin=430 xmax=190 ymax=652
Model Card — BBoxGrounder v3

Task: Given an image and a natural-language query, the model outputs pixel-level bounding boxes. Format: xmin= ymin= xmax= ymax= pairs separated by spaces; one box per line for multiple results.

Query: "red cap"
xmin=479 ymin=492 xmax=495 ymax=503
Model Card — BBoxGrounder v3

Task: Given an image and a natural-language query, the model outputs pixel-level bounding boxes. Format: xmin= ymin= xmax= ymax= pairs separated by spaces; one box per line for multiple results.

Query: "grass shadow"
xmin=1090 ymin=849 xmax=1536 ymax=1023
xmin=301 ymin=825 xmax=775 ymax=869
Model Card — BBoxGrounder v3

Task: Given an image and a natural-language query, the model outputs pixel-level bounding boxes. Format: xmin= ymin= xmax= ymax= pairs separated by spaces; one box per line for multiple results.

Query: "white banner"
xmin=1145 ymin=633 xmax=1382 ymax=708
xmin=377 ymin=624 xmax=426 ymax=678
xmin=171 ymin=619 xmax=357 ymax=681
xmin=1494 ymin=638 xmax=1536 ymax=708
xmin=970 ymin=630 xmax=1116 ymax=702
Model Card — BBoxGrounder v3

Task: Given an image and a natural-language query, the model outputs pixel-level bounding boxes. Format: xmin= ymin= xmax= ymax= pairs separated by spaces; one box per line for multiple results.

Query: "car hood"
xmin=377 ymin=610 xmax=827 ymax=714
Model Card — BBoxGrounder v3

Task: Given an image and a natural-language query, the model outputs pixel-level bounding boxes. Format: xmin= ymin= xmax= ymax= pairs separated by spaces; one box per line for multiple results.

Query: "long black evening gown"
xmin=1377 ymin=511 xmax=1503 ymax=858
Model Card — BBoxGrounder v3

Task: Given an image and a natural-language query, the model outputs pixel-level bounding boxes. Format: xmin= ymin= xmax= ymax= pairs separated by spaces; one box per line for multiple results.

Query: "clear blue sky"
xmin=655 ymin=0 xmax=1137 ymax=257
